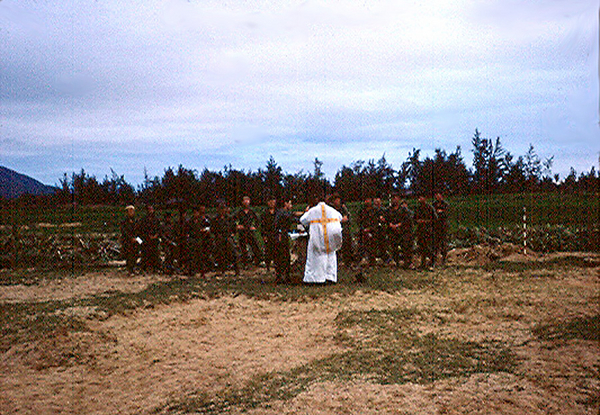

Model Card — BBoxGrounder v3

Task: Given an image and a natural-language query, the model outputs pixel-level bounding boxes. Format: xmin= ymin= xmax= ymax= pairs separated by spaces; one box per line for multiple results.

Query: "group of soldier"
xmin=120 ymin=192 xmax=450 ymax=281
xmin=120 ymin=196 xmax=301 ymax=281
xmin=344 ymin=193 xmax=449 ymax=271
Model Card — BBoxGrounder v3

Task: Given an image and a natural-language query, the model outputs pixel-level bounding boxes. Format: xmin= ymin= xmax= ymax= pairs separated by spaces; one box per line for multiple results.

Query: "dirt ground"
xmin=1 ymin=246 xmax=599 ymax=415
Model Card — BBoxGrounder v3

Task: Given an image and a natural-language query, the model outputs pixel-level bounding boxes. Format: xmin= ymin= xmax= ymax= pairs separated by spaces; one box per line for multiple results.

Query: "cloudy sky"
xmin=1 ymin=0 xmax=598 ymax=186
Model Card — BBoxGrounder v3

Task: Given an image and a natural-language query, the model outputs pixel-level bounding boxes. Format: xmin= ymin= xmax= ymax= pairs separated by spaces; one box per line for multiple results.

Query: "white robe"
xmin=300 ymin=202 xmax=343 ymax=283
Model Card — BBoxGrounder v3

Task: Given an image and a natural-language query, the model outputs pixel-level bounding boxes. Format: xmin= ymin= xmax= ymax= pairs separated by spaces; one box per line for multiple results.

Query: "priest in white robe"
xmin=300 ymin=201 xmax=343 ymax=283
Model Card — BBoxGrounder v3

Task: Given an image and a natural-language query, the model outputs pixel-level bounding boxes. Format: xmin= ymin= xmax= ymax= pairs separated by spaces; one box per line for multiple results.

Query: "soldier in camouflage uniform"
xmin=161 ymin=211 xmax=178 ymax=274
xmin=357 ymin=198 xmax=379 ymax=265
xmin=120 ymin=205 xmax=138 ymax=274
xmin=273 ymin=199 xmax=297 ymax=284
xmin=330 ymin=193 xmax=355 ymax=266
xmin=433 ymin=193 xmax=450 ymax=265
xmin=260 ymin=196 xmax=278 ymax=272
xmin=386 ymin=194 xmax=415 ymax=269
xmin=372 ymin=197 xmax=389 ymax=264
xmin=415 ymin=196 xmax=438 ymax=270
xmin=235 ymin=196 xmax=263 ymax=268
xmin=212 ymin=200 xmax=240 ymax=275
xmin=138 ymin=204 xmax=161 ymax=273
xmin=185 ymin=205 xmax=213 ymax=276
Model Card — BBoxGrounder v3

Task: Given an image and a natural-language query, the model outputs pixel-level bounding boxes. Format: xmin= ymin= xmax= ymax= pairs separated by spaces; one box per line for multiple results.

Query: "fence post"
xmin=522 ymin=206 xmax=527 ymax=255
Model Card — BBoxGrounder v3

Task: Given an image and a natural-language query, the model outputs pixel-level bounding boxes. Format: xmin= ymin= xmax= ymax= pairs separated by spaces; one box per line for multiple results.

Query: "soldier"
xmin=357 ymin=198 xmax=378 ymax=265
xmin=138 ymin=204 xmax=161 ymax=273
xmin=330 ymin=193 xmax=354 ymax=266
xmin=161 ymin=211 xmax=178 ymax=274
xmin=386 ymin=194 xmax=415 ymax=269
xmin=273 ymin=199 xmax=295 ymax=284
xmin=185 ymin=205 xmax=213 ymax=276
xmin=212 ymin=200 xmax=240 ymax=275
xmin=372 ymin=197 xmax=389 ymax=264
xmin=415 ymin=196 xmax=438 ymax=270
xmin=178 ymin=210 xmax=191 ymax=274
xmin=433 ymin=193 xmax=450 ymax=265
xmin=120 ymin=205 xmax=138 ymax=275
xmin=235 ymin=196 xmax=263 ymax=268
xmin=260 ymin=196 xmax=278 ymax=272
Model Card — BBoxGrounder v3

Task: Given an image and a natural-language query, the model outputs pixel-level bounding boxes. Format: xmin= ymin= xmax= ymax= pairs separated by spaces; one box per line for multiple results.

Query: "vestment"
xmin=300 ymin=202 xmax=343 ymax=283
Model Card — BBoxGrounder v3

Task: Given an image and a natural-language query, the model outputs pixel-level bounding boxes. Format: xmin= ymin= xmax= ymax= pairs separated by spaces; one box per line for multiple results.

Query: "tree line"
xmin=11 ymin=129 xmax=600 ymax=208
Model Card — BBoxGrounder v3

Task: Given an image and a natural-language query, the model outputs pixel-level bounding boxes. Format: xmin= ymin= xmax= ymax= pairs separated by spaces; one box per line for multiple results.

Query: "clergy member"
xmin=300 ymin=196 xmax=343 ymax=284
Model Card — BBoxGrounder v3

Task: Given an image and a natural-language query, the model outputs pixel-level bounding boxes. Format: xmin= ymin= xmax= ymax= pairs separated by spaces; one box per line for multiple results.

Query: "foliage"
xmin=5 ymin=130 xmax=598 ymax=208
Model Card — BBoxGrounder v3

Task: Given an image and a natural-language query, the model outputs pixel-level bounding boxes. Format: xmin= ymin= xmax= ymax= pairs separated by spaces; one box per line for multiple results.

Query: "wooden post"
xmin=523 ymin=206 xmax=527 ymax=255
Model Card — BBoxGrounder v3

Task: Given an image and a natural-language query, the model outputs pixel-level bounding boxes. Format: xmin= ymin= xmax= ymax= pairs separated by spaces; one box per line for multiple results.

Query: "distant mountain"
xmin=0 ymin=166 xmax=57 ymax=199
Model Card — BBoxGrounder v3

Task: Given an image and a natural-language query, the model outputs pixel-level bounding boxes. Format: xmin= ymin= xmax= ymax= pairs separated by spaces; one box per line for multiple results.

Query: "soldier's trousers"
xmin=238 ymin=230 xmax=263 ymax=266
xmin=123 ymin=243 xmax=138 ymax=273
xmin=214 ymin=237 xmax=240 ymax=273
xmin=389 ymin=232 xmax=414 ymax=267
xmin=340 ymin=230 xmax=355 ymax=265
xmin=434 ymin=224 xmax=448 ymax=261
xmin=360 ymin=230 xmax=377 ymax=265
xmin=189 ymin=238 xmax=213 ymax=275
xmin=417 ymin=228 xmax=435 ymax=266
xmin=274 ymin=235 xmax=291 ymax=282
xmin=263 ymin=237 xmax=276 ymax=270
xmin=141 ymin=239 xmax=161 ymax=272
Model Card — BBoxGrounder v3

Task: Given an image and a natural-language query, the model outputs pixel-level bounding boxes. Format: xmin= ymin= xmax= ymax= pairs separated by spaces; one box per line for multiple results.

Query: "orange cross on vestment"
xmin=309 ymin=204 xmax=340 ymax=254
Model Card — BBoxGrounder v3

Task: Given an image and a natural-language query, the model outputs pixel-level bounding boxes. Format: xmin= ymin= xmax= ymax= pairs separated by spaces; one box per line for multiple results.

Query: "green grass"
xmin=157 ymin=307 xmax=516 ymax=415
xmin=480 ymin=255 xmax=600 ymax=273
xmin=533 ymin=315 xmax=600 ymax=342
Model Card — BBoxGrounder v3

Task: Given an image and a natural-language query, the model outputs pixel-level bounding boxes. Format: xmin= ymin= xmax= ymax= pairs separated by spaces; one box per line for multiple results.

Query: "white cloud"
xmin=0 ymin=0 xmax=597 ymax=185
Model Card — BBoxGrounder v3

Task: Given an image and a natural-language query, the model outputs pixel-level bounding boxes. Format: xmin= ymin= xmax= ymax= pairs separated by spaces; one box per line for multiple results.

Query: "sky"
xmin=1 ymin=0 xmax=598 ymax=187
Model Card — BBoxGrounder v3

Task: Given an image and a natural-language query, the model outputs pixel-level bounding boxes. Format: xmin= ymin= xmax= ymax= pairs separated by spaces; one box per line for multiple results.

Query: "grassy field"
xmin=1 ymin=253 xmax=598 ymax=414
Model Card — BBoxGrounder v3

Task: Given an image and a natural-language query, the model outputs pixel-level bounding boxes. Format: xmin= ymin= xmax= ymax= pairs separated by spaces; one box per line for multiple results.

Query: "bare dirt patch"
xmin=1 ymin=251 xmax=598 ymax=415
xmin=447 ymin=243 xmax=536 ymax=265
xmin=1 ymin=295 xmax=343 ymax=415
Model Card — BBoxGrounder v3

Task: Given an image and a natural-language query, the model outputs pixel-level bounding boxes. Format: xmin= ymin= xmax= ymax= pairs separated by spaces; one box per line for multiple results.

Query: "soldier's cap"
xmin=125 ymin=205 xmax=135 ymax=211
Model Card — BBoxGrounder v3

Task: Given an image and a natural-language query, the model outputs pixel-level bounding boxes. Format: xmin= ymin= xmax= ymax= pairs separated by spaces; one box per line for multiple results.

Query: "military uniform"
xmin=273 ymin=209 xmax=295 ymax=283
xmin=260 ymin=208 xmax=278 ymax=271
xmin=235 ymin=208 xmax=263 ymax=267
xmin=358 ymin=204 xmax=379 ymax=265
xmin=120 ymin=216 xmax=138 ymax=274
xmin=138 ymin=211 xmax=161 ymax=273
xmin=338 ymin=204 xmax=355 ymax=265
xmin=386 ymin=204 xmax=414 ymax=268
xmin=373 ymin=203 xmax=389 ymax=263
xmin=433 ymin=198 xmax=450 ymax=264
xmin=211 ymin=212 xmax=240 ymax=274
xmin=415 ymin=201 xmax=438 ymax=268
xmin=161 ymin=215 xmax=179 ymax=274
xmin=185 ymin=213 xmax=213 ymax=275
